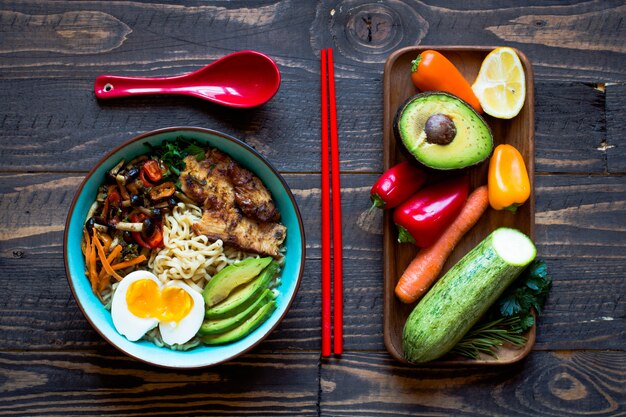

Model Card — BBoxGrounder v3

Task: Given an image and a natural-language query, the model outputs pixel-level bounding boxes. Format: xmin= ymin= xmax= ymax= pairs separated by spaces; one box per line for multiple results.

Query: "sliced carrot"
xmin=110 ymin=255 xmax=147 ymax=272
xmin=93 ymin=231 xmax=124 ymax=282
xmin=395 ymin=185 xmax=489 ymax=304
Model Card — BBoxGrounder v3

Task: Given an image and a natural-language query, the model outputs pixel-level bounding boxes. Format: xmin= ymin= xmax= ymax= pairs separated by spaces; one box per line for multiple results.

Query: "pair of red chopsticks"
xmin=320 ymin=48 xmax=343 ymax=357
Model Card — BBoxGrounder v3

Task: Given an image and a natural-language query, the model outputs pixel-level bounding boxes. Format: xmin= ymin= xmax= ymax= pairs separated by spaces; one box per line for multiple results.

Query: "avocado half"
xmin=394 ymin=91 xmax=494 ymax=170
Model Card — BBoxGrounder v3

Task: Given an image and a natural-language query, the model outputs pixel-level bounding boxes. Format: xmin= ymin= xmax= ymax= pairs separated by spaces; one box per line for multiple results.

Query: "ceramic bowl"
xmin=64 ymin=127 xmax=305 ymax=368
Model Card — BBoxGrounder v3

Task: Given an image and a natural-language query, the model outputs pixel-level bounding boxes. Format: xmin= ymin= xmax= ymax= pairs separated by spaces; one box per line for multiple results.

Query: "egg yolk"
xmin=126 ymin=279 xmax=193 ymax=323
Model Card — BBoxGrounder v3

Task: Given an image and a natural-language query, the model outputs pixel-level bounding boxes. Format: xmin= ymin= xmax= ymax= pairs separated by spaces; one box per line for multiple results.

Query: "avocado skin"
xmin=205 ymin=261 xmax=279 ymax=319
xmin=199 ymin=289 xmax=274 ymax=336
xmin=393 ymin=91 xmax=494 ymax=171
xmin=200 ymin=299 xmax=278 ymax=345
xmin=203 ymin=257 xmax=273 ymax=307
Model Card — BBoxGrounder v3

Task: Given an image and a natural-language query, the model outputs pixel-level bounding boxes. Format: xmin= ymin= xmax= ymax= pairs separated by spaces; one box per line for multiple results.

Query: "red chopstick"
xmin=320 ymin=49 xmax=332 ymax=357
xmin=327 ymin=49 xmax=343 ymax=355
xmin=320 ymin=48 xmax=343 ymax=357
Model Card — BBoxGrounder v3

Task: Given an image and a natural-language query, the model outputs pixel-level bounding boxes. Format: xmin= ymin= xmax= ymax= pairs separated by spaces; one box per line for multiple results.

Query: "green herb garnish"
xmin=145 ymin=136 xmax=206 ymax=186
xmin=451 ymin=259 xmax=552 ymax=359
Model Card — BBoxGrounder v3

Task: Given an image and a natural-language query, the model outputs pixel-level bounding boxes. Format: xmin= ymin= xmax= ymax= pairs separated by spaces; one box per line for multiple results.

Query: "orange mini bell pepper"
xmin=488 ymin=144 xmax=530 ymax=211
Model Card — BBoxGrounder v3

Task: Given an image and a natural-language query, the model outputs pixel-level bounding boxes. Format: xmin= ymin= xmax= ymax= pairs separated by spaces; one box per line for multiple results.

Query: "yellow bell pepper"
xmin=488 ymin=144 xmax=530 ymax=211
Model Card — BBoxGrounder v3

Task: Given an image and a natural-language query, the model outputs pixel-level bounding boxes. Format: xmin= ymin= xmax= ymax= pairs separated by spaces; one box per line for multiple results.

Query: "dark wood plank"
xmin=2 ymin=2 xmax=624 ymax=81
xmin=606 ymin=83 xmax=626 ymax=173
xmin=0 ymin=173 xmax=624 ymax=351
xmin=0 ymin=79 xmax=612 ymax=175
xmin=0 ymin=350 xmax=320 ymax=416
xmin=534 ymin=82 xmax=607 ymax=174
xmin=320 ymin=351 xmax=626 ymax=417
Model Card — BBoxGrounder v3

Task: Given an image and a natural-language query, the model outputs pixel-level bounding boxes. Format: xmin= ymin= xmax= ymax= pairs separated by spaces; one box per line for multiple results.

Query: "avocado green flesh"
xmin=397 ymin=93 xmax=493 ymax=170
xmin=202 ymin=257 xmax=272 ymax=307
xmin=200 ymin=300 xmax=278 ymax=345
xmin=199 ymin=289 xmax=274 ymax=336
xmin=205 ymin=261 xmax=279 ymax=319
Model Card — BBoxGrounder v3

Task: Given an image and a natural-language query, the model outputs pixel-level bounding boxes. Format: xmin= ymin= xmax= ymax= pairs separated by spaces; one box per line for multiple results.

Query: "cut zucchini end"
xmin=492 ymin=227 xmax=536 ymax=266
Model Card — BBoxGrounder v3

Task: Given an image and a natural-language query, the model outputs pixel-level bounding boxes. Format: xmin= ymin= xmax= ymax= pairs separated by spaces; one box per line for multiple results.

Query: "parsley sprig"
xmin=145 ymin=137 xmax=206 ymax=187
xmin=451 ymin=259 xmax=552 ymax=359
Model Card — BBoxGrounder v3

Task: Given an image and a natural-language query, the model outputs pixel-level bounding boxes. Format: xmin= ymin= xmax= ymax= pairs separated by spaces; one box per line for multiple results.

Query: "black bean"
xmin=142 ymin=218 xmax=155 ymax=238
xmin=126 ymin=167 xmax=140 ymax=181
xmin=123 ymin=231 xmax=134 ymax=244
xmin=130 ymin=194 xmax=142 ymax=207
xmin=85 ymin=217 xmax=95 ymax=235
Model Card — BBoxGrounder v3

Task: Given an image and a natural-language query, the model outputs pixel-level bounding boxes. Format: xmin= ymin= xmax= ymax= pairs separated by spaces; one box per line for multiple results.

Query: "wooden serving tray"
xmin=382 ymin=46 xmax=535 ymax=365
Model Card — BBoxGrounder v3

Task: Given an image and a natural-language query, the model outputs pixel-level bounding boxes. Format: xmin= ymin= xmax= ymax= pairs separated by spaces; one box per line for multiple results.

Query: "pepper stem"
xmin=397 ymin=226 xmax=416 ymax=245
xmin=370 ymin=193 xmax=386 ymax=209
xmin=410 ymin=55 xmax=422 ymax=73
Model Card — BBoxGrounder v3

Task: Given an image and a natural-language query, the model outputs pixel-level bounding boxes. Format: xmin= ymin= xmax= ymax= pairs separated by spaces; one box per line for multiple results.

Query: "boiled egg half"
xmin=111 ymin=270 xmax=205 ymax=345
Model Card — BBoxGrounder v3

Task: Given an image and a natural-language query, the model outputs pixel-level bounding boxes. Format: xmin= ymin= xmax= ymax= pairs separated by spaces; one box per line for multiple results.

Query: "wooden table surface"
xmin=1 ymin=1 xmax=624 ymax=416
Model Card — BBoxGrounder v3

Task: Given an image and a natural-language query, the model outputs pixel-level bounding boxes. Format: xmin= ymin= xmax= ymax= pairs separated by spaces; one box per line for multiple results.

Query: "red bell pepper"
xmin=393 ymin=176 xmax=469 ymax=247
xmin=370 ymin=161 xmax=427 ymax=209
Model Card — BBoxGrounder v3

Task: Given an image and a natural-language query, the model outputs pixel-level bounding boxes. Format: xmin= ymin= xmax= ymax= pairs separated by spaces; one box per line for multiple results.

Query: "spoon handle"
xmin=94 ymin=74 xmax=184 ymax=99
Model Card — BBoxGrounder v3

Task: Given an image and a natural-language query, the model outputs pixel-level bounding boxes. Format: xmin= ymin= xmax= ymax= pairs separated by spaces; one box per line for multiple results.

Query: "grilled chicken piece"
xmin=180 ymin=151 xmax=234 ymax=210
xmin=228 ymin=160 xmax=280 ymax=222
xmin=192 ymin=209 xmax=286 ymax=258
xmin=179 ymin=148 xmax=286 ymax=258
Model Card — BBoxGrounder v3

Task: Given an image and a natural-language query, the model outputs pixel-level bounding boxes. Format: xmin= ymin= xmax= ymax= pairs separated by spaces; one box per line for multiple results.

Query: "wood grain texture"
xmin=320 ymin=351 xmax=626 ymax=417
xmin=0 ymin=350 xmax=320 ymax=416
xmin=605 ymin=83 xmax=626 ymax=173
xmin=0 ymin=80 xmax=615 ymax=175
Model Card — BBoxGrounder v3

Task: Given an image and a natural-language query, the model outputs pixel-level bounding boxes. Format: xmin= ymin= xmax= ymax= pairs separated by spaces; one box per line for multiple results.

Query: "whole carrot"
xmin=411 ymin=50 xmax=483 ymax=113
xmin=395 ymin=185 xmax=489 ymax=304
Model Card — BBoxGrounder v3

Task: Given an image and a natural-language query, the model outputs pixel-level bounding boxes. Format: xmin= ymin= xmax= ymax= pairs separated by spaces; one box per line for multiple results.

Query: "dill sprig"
xmin=451 ymin=316 xmax=527 ymax=359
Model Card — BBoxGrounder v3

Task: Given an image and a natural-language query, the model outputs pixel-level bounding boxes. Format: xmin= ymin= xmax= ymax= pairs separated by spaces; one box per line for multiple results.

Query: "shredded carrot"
xmin=96 ymin=244 xmax=124 ymax=292
xmin=110 ymin=255 xmax=147 ymax=272
xmin=88 ymin=229 xmax=98 ymax=292
xmin=395 ymin=186 xmax=489 ymax=304
xmin=93 ymin=231 xmax=124 ymax=282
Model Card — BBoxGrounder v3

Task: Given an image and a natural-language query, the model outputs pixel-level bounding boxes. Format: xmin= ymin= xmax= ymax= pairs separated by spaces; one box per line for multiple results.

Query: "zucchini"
xmin=402 ymin=227 xmax=536 ymax=363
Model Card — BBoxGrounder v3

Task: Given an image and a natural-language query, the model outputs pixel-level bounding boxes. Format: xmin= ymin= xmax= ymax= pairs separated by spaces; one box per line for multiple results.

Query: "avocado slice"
xmin=206 ymin=261 xmax=280 ymax=319
xmin=203 ymin=257 xmax=272 ymax=307
xmin=199 ymin=289 xmax=274 ymax=336
xmin=200 ymin=299 xmax=278 ymax=345
xmin=394 ymin=92 xmax=493 ymax=170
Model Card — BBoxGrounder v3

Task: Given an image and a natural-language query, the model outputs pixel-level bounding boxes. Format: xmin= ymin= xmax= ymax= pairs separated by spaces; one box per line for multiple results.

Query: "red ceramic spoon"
xmin=94 ymin=50 xmax=281 ymax=108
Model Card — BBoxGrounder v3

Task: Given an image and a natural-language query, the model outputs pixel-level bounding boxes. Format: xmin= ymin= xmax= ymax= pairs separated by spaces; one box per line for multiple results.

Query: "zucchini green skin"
xmin=402 ymin=228 xmax=536 ymax=363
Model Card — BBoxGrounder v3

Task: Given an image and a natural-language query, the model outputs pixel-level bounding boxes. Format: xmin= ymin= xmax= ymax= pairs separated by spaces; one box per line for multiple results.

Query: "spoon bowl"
xmin=94 ymin=50 xmax=281 ymax=108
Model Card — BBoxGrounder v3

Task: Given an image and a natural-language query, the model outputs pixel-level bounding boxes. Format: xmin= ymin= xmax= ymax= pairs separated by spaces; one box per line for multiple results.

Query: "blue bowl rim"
xmin=63 ymin=126 xmax=306 ymax=368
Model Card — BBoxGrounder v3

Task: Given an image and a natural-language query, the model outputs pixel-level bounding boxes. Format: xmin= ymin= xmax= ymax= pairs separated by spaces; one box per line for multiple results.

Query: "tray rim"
xmin=382 ymin=45 xmax=536 ymax=366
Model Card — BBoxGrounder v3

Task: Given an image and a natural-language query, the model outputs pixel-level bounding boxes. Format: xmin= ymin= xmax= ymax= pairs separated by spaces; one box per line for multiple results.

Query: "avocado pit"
xmin=425 ymin=113 xmax=456 ymax=145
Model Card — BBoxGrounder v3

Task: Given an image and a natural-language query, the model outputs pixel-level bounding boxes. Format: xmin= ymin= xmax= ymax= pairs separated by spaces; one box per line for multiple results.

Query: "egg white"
xmin=111 ymin=270 xmax=205 ymax=345
xmin=158 ymin=280 xmax=205 ymax=345
xmin=111 ymin=271 xmax=161 ymax=342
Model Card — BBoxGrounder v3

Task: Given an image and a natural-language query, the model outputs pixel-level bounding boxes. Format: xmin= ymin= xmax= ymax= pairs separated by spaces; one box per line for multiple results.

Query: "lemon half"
xmin=472 ymin=47 xmax=526 ymax=119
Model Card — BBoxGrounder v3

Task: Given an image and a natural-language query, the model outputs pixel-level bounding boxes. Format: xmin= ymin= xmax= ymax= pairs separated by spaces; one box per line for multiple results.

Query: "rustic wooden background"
xmin=0 ymin=1 xmax=624 ymax=415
